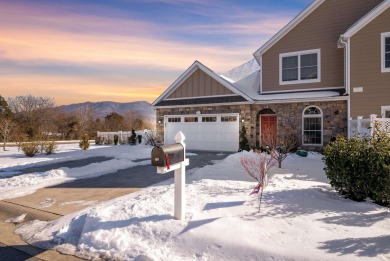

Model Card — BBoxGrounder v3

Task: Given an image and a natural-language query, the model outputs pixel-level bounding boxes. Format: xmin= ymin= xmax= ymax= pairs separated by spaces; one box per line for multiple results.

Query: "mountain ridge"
xmin=59 ymin=101 xmax=155 ymax=120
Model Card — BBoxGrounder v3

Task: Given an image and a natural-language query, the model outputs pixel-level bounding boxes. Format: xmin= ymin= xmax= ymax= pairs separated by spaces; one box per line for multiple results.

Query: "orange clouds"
xmin=0 ymin=75 xmax=166 ymax=105
xmin=0 ymin=1 xmax=293 ymax=105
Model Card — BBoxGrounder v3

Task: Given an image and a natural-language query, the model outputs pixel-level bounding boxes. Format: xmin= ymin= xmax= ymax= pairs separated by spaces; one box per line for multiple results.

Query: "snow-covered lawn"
xmin=8 ymin=148 xmax=389 ymax=261
xmin=0 ymin=144 xmax=153 ymax=200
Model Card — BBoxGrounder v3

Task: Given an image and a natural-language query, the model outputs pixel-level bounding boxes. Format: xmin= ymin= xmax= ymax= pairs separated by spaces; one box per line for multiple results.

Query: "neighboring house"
xmin=152 ymin=0 xmax=390 ymax=152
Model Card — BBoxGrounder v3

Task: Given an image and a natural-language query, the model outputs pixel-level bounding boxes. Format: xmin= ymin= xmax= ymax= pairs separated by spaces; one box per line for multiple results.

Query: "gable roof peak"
xmin=151 ymin=60 xmax=253 ymax=107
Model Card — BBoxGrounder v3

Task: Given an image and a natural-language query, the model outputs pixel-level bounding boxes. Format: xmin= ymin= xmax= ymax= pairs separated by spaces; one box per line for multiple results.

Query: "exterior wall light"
xmin=158 ymin=120 xmax=162 ymax=124
xmin=241 ymin=119 xmax=245 ymax=122
xmin=196 ymin=111 xmax=201 ymax=115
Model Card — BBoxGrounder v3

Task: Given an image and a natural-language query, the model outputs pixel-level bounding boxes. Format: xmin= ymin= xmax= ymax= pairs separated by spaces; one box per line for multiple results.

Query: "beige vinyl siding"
xmin=262 ymin=0 xmax=382 ymax=93
xmin=350 ymin=7 xmax=390 ymax=118
xmin=167 ymin=68 xmax=234 ymax=99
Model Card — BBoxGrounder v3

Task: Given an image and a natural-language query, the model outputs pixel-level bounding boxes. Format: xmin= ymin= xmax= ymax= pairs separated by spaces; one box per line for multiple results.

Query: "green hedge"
xmin=323 ymin=128 xmax=390 ymax=206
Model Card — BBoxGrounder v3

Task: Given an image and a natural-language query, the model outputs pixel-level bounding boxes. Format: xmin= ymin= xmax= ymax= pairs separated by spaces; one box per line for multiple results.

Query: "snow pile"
xmin=5 ymin=213 xmax=27 ymax=224
xmin=15 ymin=152 xmax=390 ymax=261
xmin=0 ymin=143 xmax=109 ymax=174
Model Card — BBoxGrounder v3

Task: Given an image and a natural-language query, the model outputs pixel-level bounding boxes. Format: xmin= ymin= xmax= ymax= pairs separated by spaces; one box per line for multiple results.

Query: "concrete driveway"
xmin=0 ymin=151 xmax=230 ymax=260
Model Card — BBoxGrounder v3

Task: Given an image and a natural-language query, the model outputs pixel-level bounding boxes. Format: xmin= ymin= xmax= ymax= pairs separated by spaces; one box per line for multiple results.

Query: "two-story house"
xmin=152 ymin=0 xmax=390 ymax=152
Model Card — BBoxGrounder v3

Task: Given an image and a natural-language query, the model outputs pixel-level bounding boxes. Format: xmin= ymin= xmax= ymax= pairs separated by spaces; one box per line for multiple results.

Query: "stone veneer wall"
xmin=155 ymin=100 xmax=347 ymax=151
xmin=249 ymin=100 xmax=348 ymax=151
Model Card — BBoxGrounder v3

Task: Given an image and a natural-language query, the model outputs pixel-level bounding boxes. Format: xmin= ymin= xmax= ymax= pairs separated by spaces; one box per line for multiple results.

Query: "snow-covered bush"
xmin=323 ymin=125 xmax=390 ymax=206
xmin=20 ymin=141 xmax=40 ymax=157
xmin=41 ymin=140 xmax=58 ymax=155
xmin=105 ymin=136 xmax=113 ymax=145
xmin=144 ymin=130 xmax=158 ymax=146
xmin=79 ymin=134 xmax=90 ymax=150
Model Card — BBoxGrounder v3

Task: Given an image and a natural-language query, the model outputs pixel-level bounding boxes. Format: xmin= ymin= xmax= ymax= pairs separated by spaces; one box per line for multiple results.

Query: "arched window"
xmin=302 ymin=106 xmax=323 ymax=145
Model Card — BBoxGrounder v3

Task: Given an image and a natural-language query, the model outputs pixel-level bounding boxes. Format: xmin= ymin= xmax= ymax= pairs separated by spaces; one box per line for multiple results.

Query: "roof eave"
xmin=253 ymin=0 xmax=325 ymax=59
xmin=341 ymin=0 xmax=390 ymax=41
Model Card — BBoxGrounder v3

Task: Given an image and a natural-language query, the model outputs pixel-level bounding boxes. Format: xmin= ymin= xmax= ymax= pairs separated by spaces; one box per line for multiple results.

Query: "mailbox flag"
xmin=165 ymin=153 xmax=170 ymax=170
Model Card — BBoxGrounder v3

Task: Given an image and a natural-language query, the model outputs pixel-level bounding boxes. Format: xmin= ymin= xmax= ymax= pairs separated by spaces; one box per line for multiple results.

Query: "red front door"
xmin=261 ymin=115 xmax=277 ymax=147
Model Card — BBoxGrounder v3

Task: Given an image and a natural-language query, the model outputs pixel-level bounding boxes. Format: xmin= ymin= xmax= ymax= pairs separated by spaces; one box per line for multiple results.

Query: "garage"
xmin=164 ymin=113 xmax=239 ymax=152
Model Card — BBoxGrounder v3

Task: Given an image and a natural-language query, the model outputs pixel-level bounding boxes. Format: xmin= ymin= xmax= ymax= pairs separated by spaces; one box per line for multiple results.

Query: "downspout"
xmin=339 ymin=35 xmax=351 ymax=137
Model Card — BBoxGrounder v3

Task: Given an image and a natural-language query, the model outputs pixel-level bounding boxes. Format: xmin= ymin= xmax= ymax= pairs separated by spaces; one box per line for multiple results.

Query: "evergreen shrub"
xmin=239 ymin=126 xmax=250 ymax=152
xmin=323 ymin=127 xmax=390 ymax=206
xmin=114 ymin=134 xmax=119 ymax=145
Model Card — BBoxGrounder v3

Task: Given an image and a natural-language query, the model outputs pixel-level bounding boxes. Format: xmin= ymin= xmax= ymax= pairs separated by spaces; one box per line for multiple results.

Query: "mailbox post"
xmin=174 ymin=131 xmax=186 ymax=220
xmin=151 ymin=131 xmax=189 ymax=220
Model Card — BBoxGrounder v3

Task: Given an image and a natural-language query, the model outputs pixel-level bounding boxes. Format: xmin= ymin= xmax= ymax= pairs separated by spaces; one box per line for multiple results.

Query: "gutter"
xmin=253 ymin=95 xmax=348 ymax=105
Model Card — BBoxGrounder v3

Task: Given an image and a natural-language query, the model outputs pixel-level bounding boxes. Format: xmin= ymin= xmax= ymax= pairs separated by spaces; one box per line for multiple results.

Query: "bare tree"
xmin=261 ymin=124 xmax=299 ymax=168
xmin=123 ymin=111 xmax=155 ymax=130
xmin=0 ymin=117 xmax=18 ymax=151
xmin=74 ymin=105 xmax=95 ymax=138
xmin=8 ymin=95 xmax=55 ymax=140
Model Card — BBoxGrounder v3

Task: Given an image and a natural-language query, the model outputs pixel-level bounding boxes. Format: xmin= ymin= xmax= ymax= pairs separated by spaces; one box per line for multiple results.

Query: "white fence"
xmin=349 ymin=114 xmax=390 ymax=138
xmin=97 ymin=130 xmax=149 ymax=144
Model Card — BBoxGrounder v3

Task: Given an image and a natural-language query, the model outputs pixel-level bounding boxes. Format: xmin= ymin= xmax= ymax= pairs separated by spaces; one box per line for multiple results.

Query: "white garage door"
xmin=164 ymin=113 xmax=239 ymax=152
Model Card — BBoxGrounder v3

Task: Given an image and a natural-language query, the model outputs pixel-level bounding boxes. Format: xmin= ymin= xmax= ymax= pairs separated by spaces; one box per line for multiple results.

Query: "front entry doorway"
xmin=260 ymin=115 xmax=277 ymax=147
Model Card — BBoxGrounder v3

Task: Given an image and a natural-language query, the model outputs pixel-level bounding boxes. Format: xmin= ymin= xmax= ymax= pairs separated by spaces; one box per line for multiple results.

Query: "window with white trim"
xmin=302 ymin=106 xmax=323 ymax=145
xmin=382 ymin=32 xmax=390 ymax=73
xmin=280 ymin=49 xmax=321 ymax=85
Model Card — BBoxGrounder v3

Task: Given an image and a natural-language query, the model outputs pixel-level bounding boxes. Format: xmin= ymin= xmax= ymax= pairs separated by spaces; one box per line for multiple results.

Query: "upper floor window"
xmin=382 ymin=32 xmax=390 ymax=73
xmin=279 ymin=49 xmax=321 ymax=85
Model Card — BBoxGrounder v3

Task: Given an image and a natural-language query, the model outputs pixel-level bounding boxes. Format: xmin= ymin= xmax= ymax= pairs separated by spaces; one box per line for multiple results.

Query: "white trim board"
xmin=254 ymin=96 xmax=348 ymax=105
xmin=153 ymin=96 xmax=347 ymax=109
xmin=261 ymin=86 xmax=343 ymax=94
xmin=164 ymin=94 xmax=240 ymax=101
xmin=153 ymin=101 xmax=252 ymax=109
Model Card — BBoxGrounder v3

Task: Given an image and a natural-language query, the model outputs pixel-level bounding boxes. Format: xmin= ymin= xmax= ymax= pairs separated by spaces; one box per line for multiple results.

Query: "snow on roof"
xmin=220 ymin=59 xmax=260 ymax=82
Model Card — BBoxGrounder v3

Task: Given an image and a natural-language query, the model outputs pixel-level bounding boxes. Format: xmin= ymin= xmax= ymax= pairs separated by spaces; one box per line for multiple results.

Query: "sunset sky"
xmin=0 ymin=0 xmax=311 ymax=105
